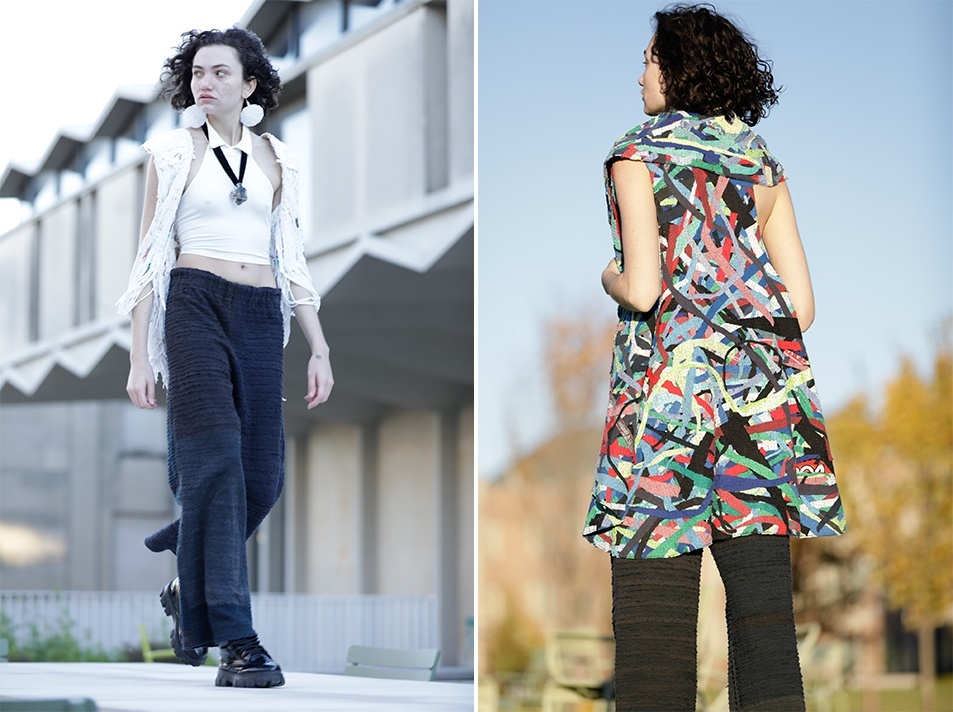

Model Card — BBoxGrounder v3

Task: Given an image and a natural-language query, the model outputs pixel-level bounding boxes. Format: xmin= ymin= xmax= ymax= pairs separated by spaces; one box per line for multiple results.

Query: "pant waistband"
xmin=170 ymin=267 xmax=280 ymax=307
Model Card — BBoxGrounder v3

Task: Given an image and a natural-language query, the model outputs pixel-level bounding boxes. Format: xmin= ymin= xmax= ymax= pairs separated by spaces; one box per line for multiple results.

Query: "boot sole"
xmin=159 ymin=583 xmax=208 ymax=667
xmin=215 ymin=669 xmax=285 ymax=688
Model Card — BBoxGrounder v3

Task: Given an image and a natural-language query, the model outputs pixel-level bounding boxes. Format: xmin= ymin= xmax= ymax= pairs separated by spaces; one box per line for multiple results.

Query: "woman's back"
xmin=583 ymin=110 xmax=845 ymax=559
xmin=607 ymin=111 xmax=792 ymax=323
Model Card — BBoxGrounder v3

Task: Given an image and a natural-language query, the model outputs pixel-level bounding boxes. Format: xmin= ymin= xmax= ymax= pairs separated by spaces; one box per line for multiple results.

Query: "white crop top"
xmin=176 ymin=123 xmax=274 ymax=265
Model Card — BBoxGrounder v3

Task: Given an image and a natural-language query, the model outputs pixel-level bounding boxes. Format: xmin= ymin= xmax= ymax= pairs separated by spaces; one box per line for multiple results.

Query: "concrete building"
xmin=0 ymin=0 xmax=473 ymax=670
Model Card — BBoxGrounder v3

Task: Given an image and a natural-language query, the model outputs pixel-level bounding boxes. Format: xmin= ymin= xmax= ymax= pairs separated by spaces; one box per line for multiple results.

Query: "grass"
xmin=833 ymin=676 xmax=953 ymax=712
xmin=481 ymin=676 xmax=953 ymax=711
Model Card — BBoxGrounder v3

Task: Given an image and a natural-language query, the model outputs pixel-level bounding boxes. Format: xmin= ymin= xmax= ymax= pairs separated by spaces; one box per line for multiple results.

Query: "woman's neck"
xmin=206 ymin=114 xmax=243 ymax=146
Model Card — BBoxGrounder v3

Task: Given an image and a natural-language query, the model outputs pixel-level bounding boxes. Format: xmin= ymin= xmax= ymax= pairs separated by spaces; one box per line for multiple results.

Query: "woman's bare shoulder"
xmin=752 ymin=180 xmax=791 ymax=226
xmin=185 ymin=127 xmax=208 ymax=154
xmin=252 ymin=133 xmax=282 ymax=193
xmin=253 ymin=133 xmax=279 ymax=160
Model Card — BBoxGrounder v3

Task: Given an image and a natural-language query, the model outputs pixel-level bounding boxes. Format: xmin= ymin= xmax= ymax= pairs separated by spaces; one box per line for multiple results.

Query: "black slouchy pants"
xmin=610 ymin=535 xmax=805 ymax=712
xmin=145 ymin=267 xmax=285 ymax=648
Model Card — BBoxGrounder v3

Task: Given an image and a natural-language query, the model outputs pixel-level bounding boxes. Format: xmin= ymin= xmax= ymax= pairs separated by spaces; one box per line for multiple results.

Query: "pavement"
xmin=0 ymin=663 xmax=474 ymax=711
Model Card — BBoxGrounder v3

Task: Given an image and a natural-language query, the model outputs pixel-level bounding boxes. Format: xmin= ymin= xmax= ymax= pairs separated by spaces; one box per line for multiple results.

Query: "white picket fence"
xmin=0 ymin=590 xmax=438 ymax=673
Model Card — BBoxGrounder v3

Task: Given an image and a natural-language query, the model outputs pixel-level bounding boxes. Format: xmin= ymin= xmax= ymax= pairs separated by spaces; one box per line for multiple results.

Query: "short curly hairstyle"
xmin=652 ymin=4 xmax=780 ymax=125
xmin=160 ymin=27 xmax=281 ymax=116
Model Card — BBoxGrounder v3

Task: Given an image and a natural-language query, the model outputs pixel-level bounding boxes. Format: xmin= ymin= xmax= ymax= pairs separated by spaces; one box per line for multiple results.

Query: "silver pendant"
xmin=230 ymin=184 xmax=247 ymax=206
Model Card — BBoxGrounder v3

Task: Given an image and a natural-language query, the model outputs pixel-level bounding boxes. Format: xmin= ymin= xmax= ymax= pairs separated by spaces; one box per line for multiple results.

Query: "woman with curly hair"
xmin=118 ymin=27 xmax=333 ymax=689
xmin=581 ymin=4 xmax=845 ymax=709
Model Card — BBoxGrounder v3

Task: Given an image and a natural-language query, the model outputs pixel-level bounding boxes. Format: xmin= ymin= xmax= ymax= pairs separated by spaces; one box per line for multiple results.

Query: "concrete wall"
xmin=0 ymin=397 xmax=473 ymax=667
xmin=0 ymin=222 xmax=35 ymax=354
xmin=281 ymin=399 xmax=473 ymax=665
xmin=307 ymin=3 xmax=462 ymax=246
xmin=0 ymin=401 xmax=175 ymax=592
xmin=376 ymin=409 xmax=441 ymax=595
xmin=448 ymin=0 xmax=474 ymax=183
xmin=292 ymin=402 xmax=472 ymax=600
xmin=94 ymin=166 xmax=140 ymax=320
xmin=302 ymin=422 xmax=364 ymax=594
xmin=37 ymin=202 xmax=77 ymax=339
xmin=456 ymin=402 xmax=474 ymax=661
xmin=0 ymin=160 xmax=141 ymax=359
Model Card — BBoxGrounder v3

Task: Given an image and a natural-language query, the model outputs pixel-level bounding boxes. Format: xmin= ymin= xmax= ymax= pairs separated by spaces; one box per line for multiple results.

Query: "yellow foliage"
xmin=543 ymin=307 xmax=615 ymax=431
xmin=480 ymin=308 xmax=616 ymax=675
xmin=828 ymin=329 xmax=953 ymax=629
xmin=483 ymin=588 xmax=545 ymax=674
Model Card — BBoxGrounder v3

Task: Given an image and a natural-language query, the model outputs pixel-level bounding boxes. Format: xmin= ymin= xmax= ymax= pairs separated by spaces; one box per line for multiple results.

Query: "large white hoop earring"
xmin=240 ymin=99 xmax=264 ymax=127
xmin=181 ymin=104 xmax=207 ymax=129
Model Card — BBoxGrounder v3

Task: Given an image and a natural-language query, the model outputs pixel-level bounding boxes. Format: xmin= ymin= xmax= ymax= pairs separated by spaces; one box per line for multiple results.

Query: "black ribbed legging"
xmin=610 ymin=535 xmax=805 ymax=712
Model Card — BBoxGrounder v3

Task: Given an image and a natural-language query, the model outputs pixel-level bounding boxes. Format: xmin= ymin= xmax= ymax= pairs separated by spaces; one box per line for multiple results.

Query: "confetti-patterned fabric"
xmin=582 ymin=111 xmax=845 ymax=559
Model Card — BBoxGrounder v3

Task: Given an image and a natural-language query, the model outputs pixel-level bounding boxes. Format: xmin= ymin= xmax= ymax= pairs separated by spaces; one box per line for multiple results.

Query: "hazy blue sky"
xmin=478 ymin=0 xmax=953 ymax=478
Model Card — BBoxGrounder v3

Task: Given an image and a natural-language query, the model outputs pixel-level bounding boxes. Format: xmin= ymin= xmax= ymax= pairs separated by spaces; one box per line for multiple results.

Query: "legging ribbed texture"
xmin=147 ymin=267 xmax=285 ymax=648
xmin=611 ymin=535 xmax=805 ymax=712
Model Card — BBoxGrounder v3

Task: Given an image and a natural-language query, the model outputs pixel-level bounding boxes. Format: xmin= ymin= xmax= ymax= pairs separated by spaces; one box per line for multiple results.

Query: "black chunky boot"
xmin=158 ymin=578 xmax=208 ymax=666
xmin=216 ymin=635 xmax=285 ymax=688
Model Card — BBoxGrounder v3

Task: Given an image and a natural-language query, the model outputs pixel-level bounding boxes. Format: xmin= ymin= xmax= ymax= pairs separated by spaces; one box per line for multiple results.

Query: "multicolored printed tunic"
xmin=582 ymin=111 xmax=845 ymax=559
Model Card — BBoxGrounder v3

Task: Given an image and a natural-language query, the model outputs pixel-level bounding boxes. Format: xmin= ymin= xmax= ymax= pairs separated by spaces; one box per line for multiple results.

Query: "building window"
xmin=344 ymin=0 xmax=400 ymax=33
xmin=298 ymin=1 xmax=346 ymax=58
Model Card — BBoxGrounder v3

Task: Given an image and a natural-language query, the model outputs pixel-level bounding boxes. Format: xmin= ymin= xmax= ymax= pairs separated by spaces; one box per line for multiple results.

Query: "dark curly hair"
xmin=160 ymin=27 xmax=281 ymax=116
xmin=652 ymin=4 xmax=780 ymax=125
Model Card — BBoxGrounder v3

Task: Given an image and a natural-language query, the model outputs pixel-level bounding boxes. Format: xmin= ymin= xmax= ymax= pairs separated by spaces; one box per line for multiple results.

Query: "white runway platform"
xmin=0 ymin=663 xmax=474 ymax=711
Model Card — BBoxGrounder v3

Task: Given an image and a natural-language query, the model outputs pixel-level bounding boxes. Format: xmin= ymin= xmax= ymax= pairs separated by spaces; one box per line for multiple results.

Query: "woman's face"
xmin=639 ymin=36 xmax=666 ymax=115
xmin=190 ymin=44 xmax=256 ymax=118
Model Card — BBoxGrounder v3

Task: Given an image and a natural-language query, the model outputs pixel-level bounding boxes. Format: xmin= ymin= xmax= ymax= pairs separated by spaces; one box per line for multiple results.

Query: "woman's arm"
xmin=290 ymin=284 xmax=334 ymax=409
xmin=753 ymin=181 xmax=815 ymax=331
xmin=601 ymin=159 xmax=661 ymax=312
xmin=126 ymin=158 xmax=159 ymax=409
xmin=264 ymin=135 xmax=333 ymax=408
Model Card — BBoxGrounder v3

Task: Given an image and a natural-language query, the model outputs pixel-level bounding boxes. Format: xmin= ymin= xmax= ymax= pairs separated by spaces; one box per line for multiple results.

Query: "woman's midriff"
xmin=176 ymin=254 xmax=276 ymax=288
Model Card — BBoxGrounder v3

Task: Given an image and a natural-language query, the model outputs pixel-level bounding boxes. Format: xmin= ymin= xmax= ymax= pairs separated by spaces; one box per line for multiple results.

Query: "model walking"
xmin=119 ymin=27 xmax=332 ymax=688
xmin=581 ymin=5 xmax=846 ymax=710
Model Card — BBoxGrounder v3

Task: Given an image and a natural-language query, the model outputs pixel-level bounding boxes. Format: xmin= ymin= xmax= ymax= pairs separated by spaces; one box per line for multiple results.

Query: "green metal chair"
xmin=541 ymin=629 xmax=614 ymax=712
xmin=138 ymin=623 xmax=179 ymax=663
xmin=139 ymin=624 xmax=216 ymax=665
xmin=343 ymin=644 xmax=441 ymax=681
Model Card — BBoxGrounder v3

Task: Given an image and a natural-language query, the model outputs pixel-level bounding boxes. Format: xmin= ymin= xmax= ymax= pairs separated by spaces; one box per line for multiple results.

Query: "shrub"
xmin=0 ymin=609 xmax=122 ymax=662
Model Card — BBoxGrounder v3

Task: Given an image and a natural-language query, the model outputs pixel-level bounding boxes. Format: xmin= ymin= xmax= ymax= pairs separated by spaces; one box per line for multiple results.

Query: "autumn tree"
xmin=542 ymin=305 xmax=616 ymax=432
xmin=828 ymin=322 xmax=953 ymax=710
xmin=479 ymin=306 xmax=616 ymax=678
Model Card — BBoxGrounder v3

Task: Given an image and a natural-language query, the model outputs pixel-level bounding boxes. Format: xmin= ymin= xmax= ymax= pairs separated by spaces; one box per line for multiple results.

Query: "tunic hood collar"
xmin=608 ymin=110 xmax=785 ymax=186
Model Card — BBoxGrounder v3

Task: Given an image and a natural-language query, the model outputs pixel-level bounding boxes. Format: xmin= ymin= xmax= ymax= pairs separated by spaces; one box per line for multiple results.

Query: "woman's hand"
xmin=305 ymin=353 xmax=334 ymax=409
xmin=602 ymin=258 xmax=621 ymax=293
xmin=287 ymin=284 xmax=333 ymax=409
xmin=126 ymin=358 xmax=157 ymax=409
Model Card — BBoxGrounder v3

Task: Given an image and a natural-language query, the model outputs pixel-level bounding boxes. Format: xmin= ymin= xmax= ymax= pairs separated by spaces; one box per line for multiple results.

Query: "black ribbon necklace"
xmin=202 ymin=123 xmax=248 ymax=206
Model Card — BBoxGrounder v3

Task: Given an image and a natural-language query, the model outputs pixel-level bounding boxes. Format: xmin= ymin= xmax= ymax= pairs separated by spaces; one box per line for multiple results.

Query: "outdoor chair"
xmin=343 ymin=644 xmax=441 ymax=681
xmin=138 ymin=624 xmax=216 ymax=666
xmin=541 ymin=629 xmax=615 ymax=712
xmin=139 ymin=623 xmax=178 ymax=663
xmin=798 ymin=622 xmax=850 ymax=712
